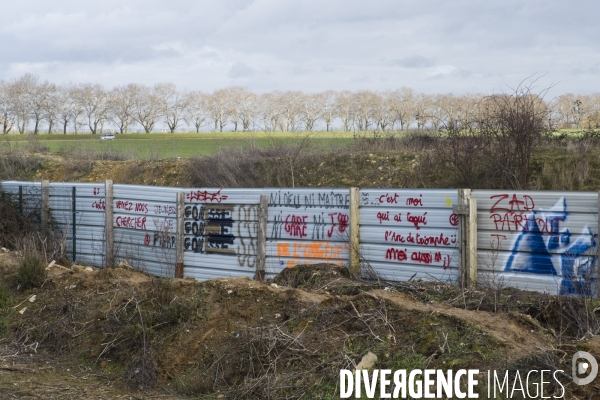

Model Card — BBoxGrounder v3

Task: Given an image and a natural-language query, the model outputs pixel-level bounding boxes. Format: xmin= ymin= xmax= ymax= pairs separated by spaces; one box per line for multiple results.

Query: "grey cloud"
xmin=391 ymin=56 xmax=435 ymax=69
xmin=227 ymin=62 xmax=256 ymax=78
xmin=0 ymin=1 xmax=599 ymax=96
xmin=572 ymin=64 xmax=600 ymax=76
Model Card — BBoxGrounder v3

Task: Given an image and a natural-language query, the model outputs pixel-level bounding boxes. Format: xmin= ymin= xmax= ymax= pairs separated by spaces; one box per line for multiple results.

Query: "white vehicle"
xmin=98 ymin=134 xmax=115 ymax=140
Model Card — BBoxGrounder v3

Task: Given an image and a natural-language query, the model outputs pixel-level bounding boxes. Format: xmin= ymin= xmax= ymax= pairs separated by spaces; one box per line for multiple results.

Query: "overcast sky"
xmin=1 ymin=1 xmax=599 ymax=97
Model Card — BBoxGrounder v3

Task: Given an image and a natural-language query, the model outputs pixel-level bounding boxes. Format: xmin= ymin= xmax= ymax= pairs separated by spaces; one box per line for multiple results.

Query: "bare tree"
xmin=477 ymin=81 xmax=552 ymax=189
xmin=236 ymin=89 xmax=257 ymax=132
xmin=79 ymin=83 xmax=110 ymax=134
xmin=155 ymin=82 xmax=187 ymax=133
xmin=226 ymin=86 xmax=253 ymax=132
xmin=257 ymin=93 xmax=278 ymax=132
xmin=9 ymin=74 xmax=39 ymax=134
xmin=388 ymin=87 xmax=414 ymax=130
xmin=413 ymin=93 xmax=430 ymax=130
xmin=207 ymin=88 xmax=232 ymax=132
xmin=280 ymin=91 xmax=303 ymax=131
xmin=336 ymin=90 xmax=355 ymax=132
xmin=69 ymin=85 xmax=86 ymax=134
xmin=299 ymin=93 xmax=321 ymax=131
xmin=320 ymin=90 xmax=337 ymax=132
xmin=553 ymin=93 xmax=577 ymax=129
xmin=29 ymin=78 xmax=52 ymax=135
xmin=184 ymin=91 xmax=209 ymax=133
xmin=371 ymin=91 xmax=391 ymax=132
xmin=132 ymin=84 xmax=160 ymax=133
xmin=583 ymin=93 xmax=600 ymax=129
xmin=353 ymin=91 xmax=376 ymax=132
xmin=41 ymin=83 xmax=59 ymax=134
xmin=108 ymin=84 xmax=136 ymax=134
xmin=55 ymin=86 xmax=75 ymax=135
xmin=0 ymin=81 xmax=14 ymax=134
xmin=0 ymin=74 xmax=568 ymax=140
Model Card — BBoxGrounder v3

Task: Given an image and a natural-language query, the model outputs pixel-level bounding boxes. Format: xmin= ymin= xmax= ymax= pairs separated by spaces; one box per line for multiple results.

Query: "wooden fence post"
xmin=175 ymin=192 xmax=185 ymax=278
xmin=597 ymin=190 xmax=600 ymax=299
xmin=349 ymin=187 xmax=360 ymax=275
xmin=105 ymin=180 xmax=114 ymax=268
xmin=41 ymin=180 xmax=49 ymax=235
xmin=467 ymin=197 xmax=478 ymax=288
xmin=72 ymin=186 xmax=77 ymax=263
xmin=455 ymin=189 xmax=477 ymax=289
xmin=255 ymin=195 xmax=268 ymax=282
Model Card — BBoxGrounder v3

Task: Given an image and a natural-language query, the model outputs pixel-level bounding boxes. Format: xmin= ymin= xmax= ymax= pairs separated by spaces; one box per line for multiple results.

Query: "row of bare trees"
xmin=0 ymin=73 xmax=598 ymax=134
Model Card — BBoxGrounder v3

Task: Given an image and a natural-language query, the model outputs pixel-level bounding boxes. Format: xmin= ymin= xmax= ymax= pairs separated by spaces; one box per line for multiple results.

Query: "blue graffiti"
xmin=503 ymin=197 xmax=597 ymax=295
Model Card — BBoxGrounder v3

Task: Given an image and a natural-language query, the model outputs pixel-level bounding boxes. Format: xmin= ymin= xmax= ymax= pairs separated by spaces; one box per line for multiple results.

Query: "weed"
xmin=17 ymin=254 xmax=47 ymax=289
xmin=0 ymin=285 xmax=11 ymax=309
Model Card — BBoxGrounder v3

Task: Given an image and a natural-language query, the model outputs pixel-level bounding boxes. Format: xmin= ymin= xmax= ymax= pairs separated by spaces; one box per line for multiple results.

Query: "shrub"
xmin=187 ymin=138 xmax=319 ymax=188
xmin=18 ymin=254 xmax=47 ymax=289
xmin=0 ymin=191 xmax=39 ymax=250
xmin=0 ymin=285 xmax=11 ymax=309
xmin=0 ymin=143 xmax=43 ymax=181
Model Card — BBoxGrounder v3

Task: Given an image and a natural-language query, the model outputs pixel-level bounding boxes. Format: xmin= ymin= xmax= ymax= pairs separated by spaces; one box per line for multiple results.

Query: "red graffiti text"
xmin=407 ymin=212 xmax=427 ymax=229
xmin=116 ymin=216 xmax=147 ymax=230
xmin=284 ymin=215 xmax=308 ymax=238
xmin=186 ymin=189 xmax=228 ymax=203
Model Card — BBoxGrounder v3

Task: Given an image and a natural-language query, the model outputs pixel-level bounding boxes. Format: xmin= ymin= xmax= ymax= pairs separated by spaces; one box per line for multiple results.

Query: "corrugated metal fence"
xmin=2 ymin=180 xmax=597 ymax=296
xmin=473 ymin=190 xmax=598 ymax=296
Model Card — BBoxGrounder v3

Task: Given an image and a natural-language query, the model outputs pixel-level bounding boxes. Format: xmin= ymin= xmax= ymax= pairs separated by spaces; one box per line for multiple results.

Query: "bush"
xmin=0 ymin=191 xmax=39 ymax=250
xmin=187 ymin=138 xmax=320 ymax=188
xmin=0 ymin=144 xmax=43 ymax=181
xmin=0 ymin=285 xmax=11 ymax=309
xmin=18 ymin=254 xmax=47 ymax=289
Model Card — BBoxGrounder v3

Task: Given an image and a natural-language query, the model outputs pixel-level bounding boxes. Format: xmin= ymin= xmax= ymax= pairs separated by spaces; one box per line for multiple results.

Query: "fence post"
xmin=72 ymin=186 xmax=77 ymax=263
xmin=175 ymin=192 xmax=185 ymax=279
xmin=455 ymin=189 xmax=477 ymax=289
xmin=255 ymin=195 xmax=268 ymax=282
xmin=467 ymin=196 xmax=478 ymax=288
xmin=105 ymin=180 xmax=114 ymax=268
xmin=597 ymin=190 xmax=600 ymax=299
xmin=18 ymin=185 xmax=23 ymax=216
xmin=349 ymin=187 xmax=360 ymax=275
xmin=18 ymin=185 xmax=23 ymax=230
xmin=41 ymin=180 xmax=49 ymax=235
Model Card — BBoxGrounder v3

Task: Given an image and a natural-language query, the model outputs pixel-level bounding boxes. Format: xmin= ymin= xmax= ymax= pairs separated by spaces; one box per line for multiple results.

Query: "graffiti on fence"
xmin=489 ymin=195 xmax=598 ymax=295
xmin=270 ymin=210 xmax=349 ymax=240
xmin=275 ymin=241 xmax=348 ymax=268
xmin=384 ymin=230 xmax=457 ymax=247
xmin=268 ymin=190 xmax=349 ymax=210
xmin=184 ymin=203 xmax=258 ymax=268
xmin=384 ymin=247 xmax=452 ymax=269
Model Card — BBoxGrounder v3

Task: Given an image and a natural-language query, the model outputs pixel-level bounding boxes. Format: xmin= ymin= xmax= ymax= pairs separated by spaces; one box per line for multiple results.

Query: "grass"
xmin=0 ymin=128 xmax=593 ymax=161
xmin=1 ymin=132 xmax=358 ymax=159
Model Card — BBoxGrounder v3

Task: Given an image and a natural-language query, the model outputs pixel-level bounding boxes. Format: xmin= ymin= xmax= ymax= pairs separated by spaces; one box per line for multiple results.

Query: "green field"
xmin=0 ymin=131 xmax=360 ymax=159
xmin=3 ymin=128 xmax=589 ymax=160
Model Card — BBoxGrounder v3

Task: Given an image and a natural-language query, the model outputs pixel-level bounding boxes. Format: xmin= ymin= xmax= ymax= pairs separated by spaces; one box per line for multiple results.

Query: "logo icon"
xmin=572 ymin=351 xmax=598 ymax=385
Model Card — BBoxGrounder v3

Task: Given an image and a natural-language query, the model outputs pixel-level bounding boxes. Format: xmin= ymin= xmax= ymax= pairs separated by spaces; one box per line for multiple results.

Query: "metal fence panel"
xmin=473 ymin=190 xmax=598 ymax=295
xmin=264 ymin=188 xmax=350 ymax=277
xmin=4 ymin=180 xmax=598 ymax=297
xmin=182 ymin=188 xmax=263 ymax=280
xmin=113 ymin=185 xmax=179 ymax=277
xmin=359 ymin=189 xmax=460 ymax=282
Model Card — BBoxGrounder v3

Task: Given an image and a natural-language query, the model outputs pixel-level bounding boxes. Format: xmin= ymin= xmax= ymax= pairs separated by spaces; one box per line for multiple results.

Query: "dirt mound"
xmin=33 ymin=157 xmax=190 ymax=187
xmin=271 ymin=263 xmax=375 ymax=295
xmin=372 ymin=289 xmax=553 ymax=361
xmin=0 ymin=254 xmax=597 ymax=398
